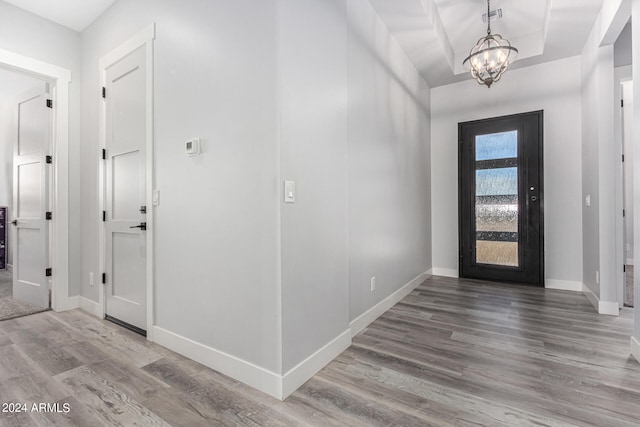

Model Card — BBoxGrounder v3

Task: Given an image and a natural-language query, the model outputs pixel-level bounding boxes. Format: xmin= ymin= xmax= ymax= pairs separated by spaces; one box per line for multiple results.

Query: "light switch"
xmin=185 ymin=137 xmax=200 ymax=156
xmin=284 ymin=181 xmax=295 ymax=203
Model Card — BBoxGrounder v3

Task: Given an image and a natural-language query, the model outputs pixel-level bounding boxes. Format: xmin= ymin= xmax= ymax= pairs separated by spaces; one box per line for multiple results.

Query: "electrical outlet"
xmin=370 ymin=277 xmax=376 ymax=292
xmin=89 ymin=272 xmax=94 ymax=286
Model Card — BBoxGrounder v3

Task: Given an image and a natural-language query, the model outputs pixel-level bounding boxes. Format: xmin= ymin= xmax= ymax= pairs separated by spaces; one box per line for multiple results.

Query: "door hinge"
xmin=621 ymin=99 xmax=624 ymax=108
xmin=622 ymin=154 xmax=625 ymax=162
xmin=46 ymin=155 xmax=52 ymax=164
xmin=623 ymin=209 xmax=626 ymax=217
xmin=102 ymin=211 xmax=106 ymax=222
xmin=45 ymin=212 xmax=52 ymax=220
xmin=46 ymin=99 xmax=53 ymax=108
xmin=102 ymin=273 xmax=106 ymax=284
xmin=624 ymin=264 xmax=626 ymax=273
xmin=45 ymin=268 xmax=52 ymax=277
xmin=102 ymin=87 xmax=106 ymax=98
xmin=102 ymin=149 xmax=106 ymax=160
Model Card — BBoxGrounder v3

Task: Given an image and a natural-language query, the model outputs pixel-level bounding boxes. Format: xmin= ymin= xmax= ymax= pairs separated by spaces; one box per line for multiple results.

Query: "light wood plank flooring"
xmin=1 ymin=276 xmax=639 ymax=426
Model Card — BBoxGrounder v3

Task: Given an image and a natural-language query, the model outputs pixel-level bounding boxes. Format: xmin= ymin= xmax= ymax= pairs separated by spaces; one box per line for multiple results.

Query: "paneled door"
xmin=459 ymin=111 xmax=544 ymax=285
xmin=104 ymin=45 xmax=147 ymax=332
xmin=12 ymin=86 xmax=51 ymax=308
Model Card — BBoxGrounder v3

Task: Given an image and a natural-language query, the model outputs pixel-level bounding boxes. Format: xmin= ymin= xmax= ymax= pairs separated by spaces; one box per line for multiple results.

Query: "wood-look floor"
xmin=1 ymin=276 xmax=639 ymax=426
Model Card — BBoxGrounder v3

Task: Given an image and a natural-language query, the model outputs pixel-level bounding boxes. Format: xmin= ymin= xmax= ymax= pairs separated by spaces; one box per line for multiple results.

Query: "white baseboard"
xmin=282 ymin=330 xmax=351 ymax=399
xmin=349 ymin=270 xmax=430 ymax=337
xmin=153 ymin=326 xmax=283 ymax=399
xmin=632 ymin=337 xmax=640 ymax=364
xmin=79 ymin=296 xmax=102 ymax=318
xmin=54 ymin=295 xmax=80 ymax=312
xmin=545 ymin=279 xmax=583 ymax=292
xmin=431 ymin=268 xmax=458 ymax=278
xmin=581 ymin=284 xmax=619 ymax=316
xmin=6 ymin=264 xmax=12 ymax=272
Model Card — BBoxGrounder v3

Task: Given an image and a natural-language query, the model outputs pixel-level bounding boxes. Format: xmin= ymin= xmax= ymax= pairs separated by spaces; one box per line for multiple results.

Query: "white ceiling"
xmin=369 ymin=0 xmax=606 ymax=87
xmin=3 ymin=0 xmax=115 ymax=32
xmin=2 ymin=0 xmax=607 ymax=87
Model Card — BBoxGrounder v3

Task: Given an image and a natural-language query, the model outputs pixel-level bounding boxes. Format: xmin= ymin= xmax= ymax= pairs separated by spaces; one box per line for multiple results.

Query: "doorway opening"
xmin=0 ymin=69 xmax=54 ymax=321
xmin=0 ymin=48 xmax=72 ymax=316
xmin=459 ymin=111 xmax=544 ymax=285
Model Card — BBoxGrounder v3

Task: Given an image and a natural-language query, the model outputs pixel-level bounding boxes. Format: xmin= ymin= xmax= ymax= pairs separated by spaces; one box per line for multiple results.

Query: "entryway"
xmin=0 ymin=69 xmax=54 ymax=321
xmin=458 ymin=111 xmax=544 ymax=285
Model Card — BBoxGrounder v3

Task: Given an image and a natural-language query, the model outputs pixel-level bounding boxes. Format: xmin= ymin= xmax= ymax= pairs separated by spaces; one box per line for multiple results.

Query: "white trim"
xmin=153 ymin=326 xmax=283 ymax=398
xmin=545 ymin=279 xmax=583 ymax=292
xmin=431 ymin=267 xmax=458 ymax=278
xmin=80 ymin=296 xmax=102 ymax=318
xmin=631 ymin=336 xmax=640 ymax=364
xmin=98 ymin=23 xmax=156 ymax=339
xmin=626 ymin=258 xmax=634 ymax=266
xmin=0 ymin=49 xmax=72 ymax=313
xmin=350 ymin=270 xmax=430 ymax=338
xmin=6 ymin=264 xmax=12 ymax=272
xmin=599 ymin=300 xmax=620 ymax=316
xmin=582 ymin=284 xmax=620 ymax=316
xmin=282 ymin=330 xmax=351 ymax=399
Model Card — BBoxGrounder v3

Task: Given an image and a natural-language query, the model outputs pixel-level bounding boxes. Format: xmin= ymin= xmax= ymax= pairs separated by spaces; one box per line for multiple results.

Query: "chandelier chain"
xmin=487 ymin=0 xmax=491 ymax=34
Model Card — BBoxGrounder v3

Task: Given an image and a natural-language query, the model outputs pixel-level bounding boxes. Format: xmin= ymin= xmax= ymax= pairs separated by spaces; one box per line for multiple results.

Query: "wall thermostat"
xmin=185 ymin=137 xmax=200 ymax=156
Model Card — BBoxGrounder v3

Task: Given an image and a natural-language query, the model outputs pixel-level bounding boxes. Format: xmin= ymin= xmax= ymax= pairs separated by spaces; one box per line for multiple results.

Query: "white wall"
xmin=347 ymin=0 xmax=431 ymax=322
xmin=80 ymin=0 xmax=281 ymax=373
xmin=632 ymin=0 xmax=640 ymax=347
xmin=581 ymin=4 xmax=618 ymax=306
xmin=278 ymin=0 xmax=350 ymax=374
xmin=0 ymin=1 xmax=82 ymax=296
xmin=431 ymin=56 xmax=583 ymax=286
xmin=79 ymin=0 xmax=432 ymax=392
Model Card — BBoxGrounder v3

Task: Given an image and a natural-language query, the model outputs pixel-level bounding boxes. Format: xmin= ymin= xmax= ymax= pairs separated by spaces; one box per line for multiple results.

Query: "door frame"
xmin=98 ymin=23 xmax=155 ymax=339
xmin=614 ymin=66 xmax=633 ymax=308
xmin=458 ymin=110 xmax=545 ymax=286
xmin=0 ymin=49 xmax=72 ymax=312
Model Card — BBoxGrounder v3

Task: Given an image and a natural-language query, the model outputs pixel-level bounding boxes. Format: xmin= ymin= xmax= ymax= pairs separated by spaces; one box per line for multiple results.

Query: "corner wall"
xmin=580 ymin=0 xmax=626 ymax=314
xmin=431 ymin=56 xmax=584 ymax=287
xmin=80 ymin=0 xmax=281 ymax=374
xmin=347 ymin=0 xmax=432 ymax=324
xmin=632 ymin=0 xmax=640 ymax=360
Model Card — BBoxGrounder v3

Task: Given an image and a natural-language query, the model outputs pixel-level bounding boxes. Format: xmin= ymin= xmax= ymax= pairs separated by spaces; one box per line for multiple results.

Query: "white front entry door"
xmin=12 ymin=86 xmax=51 ymax=309
xmin=104 ymin=45 xmax=147 ymax=331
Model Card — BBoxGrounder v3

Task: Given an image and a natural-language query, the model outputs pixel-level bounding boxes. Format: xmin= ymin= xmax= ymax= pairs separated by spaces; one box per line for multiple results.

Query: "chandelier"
xmin=462 ymin=0 xmax=518 ymax=88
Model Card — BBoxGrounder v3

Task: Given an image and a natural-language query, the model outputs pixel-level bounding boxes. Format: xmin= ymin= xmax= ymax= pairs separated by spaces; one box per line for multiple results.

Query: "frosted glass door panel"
xmin=475 ymin=132 xmax=519 ymax=267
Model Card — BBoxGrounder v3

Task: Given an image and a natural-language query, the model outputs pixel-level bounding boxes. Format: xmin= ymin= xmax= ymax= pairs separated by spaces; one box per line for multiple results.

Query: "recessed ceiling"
xmin=3 ymin=0 xmax=115 ymax=32
xmin=369 ymin=0 xmax=606 ymax=87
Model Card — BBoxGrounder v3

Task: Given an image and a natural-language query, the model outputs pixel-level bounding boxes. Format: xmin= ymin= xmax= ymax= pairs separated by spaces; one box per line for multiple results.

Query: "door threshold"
xmin=105 ymin=315 xmax=147 ymax=337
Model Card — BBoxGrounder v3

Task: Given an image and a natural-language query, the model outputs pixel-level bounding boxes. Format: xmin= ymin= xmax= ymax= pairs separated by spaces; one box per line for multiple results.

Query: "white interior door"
xmin=12 ymin=85 xmax=50 ymax=309
xmin=104 ymin=45 xmax=147 ymax=331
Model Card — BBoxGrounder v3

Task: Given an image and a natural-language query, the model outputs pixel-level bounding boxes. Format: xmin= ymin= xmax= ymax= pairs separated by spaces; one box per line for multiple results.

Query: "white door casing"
xmin=12 ymin=85 xmax=51 ymax=309
xmin=104 ymin=45 xmax=148 ymax=331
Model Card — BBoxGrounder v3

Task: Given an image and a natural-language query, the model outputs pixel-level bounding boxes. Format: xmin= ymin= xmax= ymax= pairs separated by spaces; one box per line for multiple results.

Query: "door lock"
xmin=130 ymin=222 xmax=147 ymax=231
xmin=10 ymin=220 xmax=17 ymax=226
xmin=139 ymin=206 xmax=147 ymax=214
xmin=530 ymin=196 xmax=538 ymax=202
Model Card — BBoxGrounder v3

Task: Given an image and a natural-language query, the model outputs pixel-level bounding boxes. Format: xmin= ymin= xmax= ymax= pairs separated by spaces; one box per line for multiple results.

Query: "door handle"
xmin=130 ymin=222 xmax=147 ymax=231
xmin=10 ymin=220 xmax=17 ymax=226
